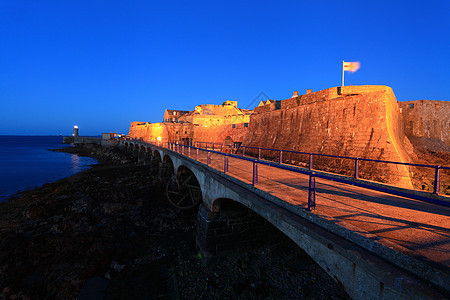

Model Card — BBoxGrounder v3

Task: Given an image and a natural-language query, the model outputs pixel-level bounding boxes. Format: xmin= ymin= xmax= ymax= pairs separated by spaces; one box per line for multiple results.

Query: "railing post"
xmin=207 ymin=151 xmax=211 ymax=166
xmin=196 ymin=148 xmax=199 ymax=160
xmin=354 ymin=158 xmax=359 ymax=179
xmin=433 ymin=166 xmax=441 ymax=194
xmin=279 ymin=150 xmax=283 ymax=164
xmin=252 ymin=161 xmax=258 ymax=185
xmin=243 ymin=146 xmax=246 ymax=157
xmin=224 ymin=154 xmax=228 ymax=173
xmin=309 ymin=154 xmax=313 ymax=169
xmin=221 ymin=144 xmax=223 ymax=152
xmin=212 ymin=143 xmax=215 ymax=151
xmin=308 ymin=173 xmax=316 ymax=210
xmin=188 ymin=146 xmax=191 ymax=157
xmin=258 ymin=148 xmax=261 ymax=160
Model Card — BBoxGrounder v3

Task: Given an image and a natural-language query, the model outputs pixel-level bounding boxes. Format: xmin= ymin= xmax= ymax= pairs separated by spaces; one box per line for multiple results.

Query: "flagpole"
xmin=342 ymin=60 xmax=345 ymax=87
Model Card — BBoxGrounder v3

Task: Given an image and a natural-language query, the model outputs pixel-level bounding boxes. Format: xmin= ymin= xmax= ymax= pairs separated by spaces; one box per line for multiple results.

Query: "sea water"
xmin=0 ymin=136 xmax=98 ymax=202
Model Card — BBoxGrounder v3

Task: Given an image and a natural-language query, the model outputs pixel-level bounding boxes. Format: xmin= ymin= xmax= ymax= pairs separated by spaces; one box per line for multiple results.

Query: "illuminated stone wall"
xmin=128 ymin=122 xmax=193 ymax=143
xmin=398 ymin=100 xmax=450 ymax=146
xmin=242 ymin=86 xmax=413 ymax=187
xmin=128 ymin=85 xmax=425 ymax=187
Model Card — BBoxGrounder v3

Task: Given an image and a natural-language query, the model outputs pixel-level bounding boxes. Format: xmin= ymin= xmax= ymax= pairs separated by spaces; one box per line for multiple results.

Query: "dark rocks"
xmin=0 ymin=144 xmax=349 ymax=299
xmin=78 ymin=277 xmax=110 ymax=299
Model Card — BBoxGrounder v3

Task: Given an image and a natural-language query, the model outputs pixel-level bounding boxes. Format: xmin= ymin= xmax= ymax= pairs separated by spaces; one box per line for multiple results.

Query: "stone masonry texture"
xmin=127 ymin=85 xmax=448 ymax=188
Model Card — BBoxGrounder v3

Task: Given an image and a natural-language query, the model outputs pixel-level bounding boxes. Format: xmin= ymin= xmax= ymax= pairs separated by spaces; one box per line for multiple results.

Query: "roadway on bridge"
xmin=183 ymin=147 xmax=450 ymax=269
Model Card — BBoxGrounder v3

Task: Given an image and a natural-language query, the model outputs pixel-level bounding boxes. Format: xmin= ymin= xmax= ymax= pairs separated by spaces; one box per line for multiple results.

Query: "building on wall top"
xmin=223 ymin=100 xmax=237 ymax=107
xmin=192 ymin=101 xmax=244 ymax=117
xmin=163 ymin=110 xmax=190 ymax=123
xmin=177 ymin=100 xmax=252 ymax=126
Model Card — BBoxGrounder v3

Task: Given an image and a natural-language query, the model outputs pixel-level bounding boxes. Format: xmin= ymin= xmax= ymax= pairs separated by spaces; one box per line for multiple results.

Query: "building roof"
xmin=258 ymin=99 xmax=276 ymax=106
xmin=164 ymin=109 xmax=190 ymax=116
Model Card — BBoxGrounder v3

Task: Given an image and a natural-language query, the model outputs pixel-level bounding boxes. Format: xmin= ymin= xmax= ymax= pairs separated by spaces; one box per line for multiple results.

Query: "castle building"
xmin=127 ymin=85 xmax=449 ymax=188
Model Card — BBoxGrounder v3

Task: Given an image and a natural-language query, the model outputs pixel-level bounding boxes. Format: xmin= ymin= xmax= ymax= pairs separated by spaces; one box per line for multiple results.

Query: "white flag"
xmin=343 ymin=61 xmax=360 ymax=72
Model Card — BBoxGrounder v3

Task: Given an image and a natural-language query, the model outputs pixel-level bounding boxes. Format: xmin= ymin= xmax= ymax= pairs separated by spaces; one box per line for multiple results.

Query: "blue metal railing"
xmin=181 ymin=142 xmax=450 ymax=207
xmin=191 ymin=141 xmax=448 ymax=195
xmin=123 ymin=140 xmax=449 ymax=209
xmin=172 ymin=142 xmax=450 ymax=207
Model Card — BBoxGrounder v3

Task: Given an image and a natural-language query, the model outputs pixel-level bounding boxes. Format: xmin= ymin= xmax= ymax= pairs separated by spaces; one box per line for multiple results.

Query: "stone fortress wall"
xmin=127 ymin=85 xmax=449 ymax=188
xmin=398 ymin=100 xmax=450 ymax=147
xmin=229 ymin=86 xmax=414 ymax=187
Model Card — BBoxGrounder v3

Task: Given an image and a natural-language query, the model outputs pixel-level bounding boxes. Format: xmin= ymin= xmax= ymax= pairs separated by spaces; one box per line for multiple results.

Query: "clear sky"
xmin=1 ymin=0 xmax=449 ymax=135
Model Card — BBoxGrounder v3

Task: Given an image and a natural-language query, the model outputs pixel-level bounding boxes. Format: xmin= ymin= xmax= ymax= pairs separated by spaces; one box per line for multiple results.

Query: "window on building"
xmin=409 ymin=104 xmax=414 ymax=109
xmin=232 ymin=124 xmax=236 ymax=128
xmin=173 ymin=111 xmax=177 ymax=115
xmin=244 ymin=123 xmax=249 ymax=127
xmin=173 ymin=118 xmax=176 ymax=122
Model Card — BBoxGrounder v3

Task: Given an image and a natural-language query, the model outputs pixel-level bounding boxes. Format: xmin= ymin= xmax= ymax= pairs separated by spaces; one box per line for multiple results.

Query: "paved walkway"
xmin=183 ymin=147 xmax=450 ymax=268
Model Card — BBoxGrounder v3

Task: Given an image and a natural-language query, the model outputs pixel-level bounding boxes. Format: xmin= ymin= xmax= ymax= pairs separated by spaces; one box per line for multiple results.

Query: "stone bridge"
xmin=118 ymin=140 xmax=450 ymax=299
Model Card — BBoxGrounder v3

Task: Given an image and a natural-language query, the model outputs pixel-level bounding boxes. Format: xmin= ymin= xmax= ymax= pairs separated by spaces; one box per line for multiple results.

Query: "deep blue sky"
xmin=1 ymin=0 xmax=449 ymax=135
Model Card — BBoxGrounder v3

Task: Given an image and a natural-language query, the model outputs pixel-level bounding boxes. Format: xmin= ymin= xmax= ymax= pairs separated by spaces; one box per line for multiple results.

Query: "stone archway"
xmin=151 ymin=151 xmax=162 ymax=175
xmin=198 ymin=199 xmax=282 ymax=259
xmin=161 ymin=155 xmax=175 ymax=182
xmin=165 ymin=165 xmax=202 ymax=209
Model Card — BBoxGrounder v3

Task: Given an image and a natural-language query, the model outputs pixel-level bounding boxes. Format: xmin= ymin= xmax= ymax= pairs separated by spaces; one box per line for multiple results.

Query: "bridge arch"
xmin=123 ymin=142 xmax=130 ymax=153
xmin=198 ymin=198 xmax=282 ymax=259
xmin=137 ymin=144 xmax=146 ymax=163
xmin=144 ymin=146 xmax=152 ymax=164
xmin=161 ymin=155 xmax=175 ymax=182
xmin=150 ymin=150 xmax=162 ymax=175
xmin=165 ymin=165 xmax=202 ymax=209
xmin=212 ymin=198 xmax=250 ymax=218
xmin=153 ymin=149 xmax=162 ymax=162
xmin=132 ymin=143 xmax=141 ymax=157
xmin=113 ymin=144 xmax=445 ymax=299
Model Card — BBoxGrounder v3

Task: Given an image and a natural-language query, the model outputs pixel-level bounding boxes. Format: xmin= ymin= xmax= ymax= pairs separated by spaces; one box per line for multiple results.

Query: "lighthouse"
xmin=73 ymin=125 xmax=79 ymax=137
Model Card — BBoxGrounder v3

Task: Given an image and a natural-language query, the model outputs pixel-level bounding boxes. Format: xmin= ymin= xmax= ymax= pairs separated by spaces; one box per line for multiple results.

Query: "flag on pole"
xmin=343 ymin=61 xmax=360 ymax=72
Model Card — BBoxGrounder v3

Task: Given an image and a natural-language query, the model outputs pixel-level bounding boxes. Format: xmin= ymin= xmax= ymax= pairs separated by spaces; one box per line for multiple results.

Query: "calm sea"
xmin=0 ymin=136 xmax=97 ymax=202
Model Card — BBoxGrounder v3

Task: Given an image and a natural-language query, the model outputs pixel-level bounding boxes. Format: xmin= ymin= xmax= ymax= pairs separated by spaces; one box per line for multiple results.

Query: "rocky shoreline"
xmin=0 ymin=144 xmax=348 ymax=299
